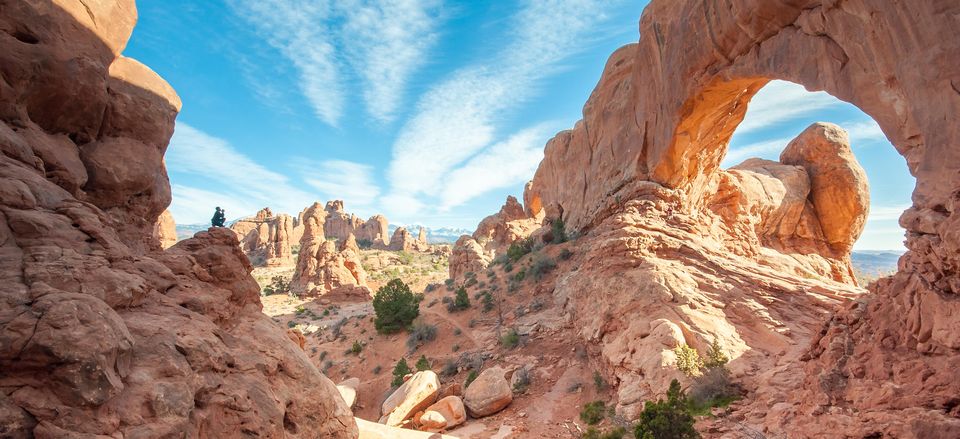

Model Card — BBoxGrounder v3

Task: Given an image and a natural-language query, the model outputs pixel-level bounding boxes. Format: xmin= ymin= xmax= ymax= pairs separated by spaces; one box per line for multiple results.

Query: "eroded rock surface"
xmin=449 ymin=196 xmax=541 ymax=280
xmin=290 ymin=202 xmax=370 ymax=298
xmin=0 ymin=2 xmax=356 ymax=437
xmin=230 ymin=207 xmax=296 ymax=266
xmin=153 ymin=209 xmax=177 ymax=248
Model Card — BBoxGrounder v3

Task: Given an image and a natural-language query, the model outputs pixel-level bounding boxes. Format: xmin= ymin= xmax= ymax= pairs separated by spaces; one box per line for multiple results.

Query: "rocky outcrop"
xmin=337 ymin=377 xmax=360 ymax=409
xmin=324 ymin=200 xmax=391 ymax=248
xmin=501 ymin=0 xmax=960 ymax=436
xmin=379 ymin=371 xmax=440 ymax=427
xmin=462 ymin=367 xmax=513 ymax=418
xmin=290 ymin=203 xmax=370 ymax=298
xmin=230 ymin=207 xmax=295 ymax=266
xmin=449 ymin=196 xmax=541 ymax=280
xmin=415 ymin=395 xmax=466 ymax=432
xmin=387 ymin=226 xmax=429 ymax=252
xmin=0 ymin=2 xmax=356 ymax=437
xmin=153 ymin=209 xmax=177 ymax=248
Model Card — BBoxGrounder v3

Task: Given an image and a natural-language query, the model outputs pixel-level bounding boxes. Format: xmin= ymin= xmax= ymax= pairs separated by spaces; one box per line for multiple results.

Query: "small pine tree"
xmin=674 ymin=343 xmax=704 ymax=377
xmin=373 ymin=279 xmax=420 ymax=334
xmin=454 ymin=286 xmax=470 ymax=310
xmin=351 ymin=340 xmax=362 ymax=355
xmin=415 ymin=355 xmax=430 ymax=371
xmin=634 ymin=379 xmax=701 ymax=439
xmin=703 ymin=338 xmax=729 ymax=369
xmin=391 ymin=358 xmax=411 ymax=387
xmin=551 ymin=217 xmax=567 ymax=243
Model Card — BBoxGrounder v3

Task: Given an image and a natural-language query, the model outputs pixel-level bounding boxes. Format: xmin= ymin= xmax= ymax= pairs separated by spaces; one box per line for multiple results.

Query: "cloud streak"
xmin=228 ymin=0 xmax=441 ymax=125
xmin=737 ymin=80 xmax=840 ymax=135
xmin=385 ymin=0 xmax=624 ymax=217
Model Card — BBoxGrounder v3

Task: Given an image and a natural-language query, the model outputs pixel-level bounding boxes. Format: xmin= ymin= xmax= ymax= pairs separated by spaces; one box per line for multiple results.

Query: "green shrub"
xmin=512 ymin=367 xmax=530 ymax=394
xmin=464 ymin=370 xmax=479 ymax=388
xmin=593 ymin=371 xmax=607 ymax=392
xmin=453 ymin=328 xmax=462 ymax=336
xmin=373 ymin=279 xmax=420 ymax=334
xmin=481 ymin=292 xmax=495 ymax=313
xmin=356 ymin=238 xmax=373 ymax=249
xmin=634 ymin=379 xmax=701 ymax=439
xmin=373 ymin=365 xmax=382 ymax=374
xmin=286 ymin=320 xmax=297 ymax=328
xmin=703 ymin=338 xmax=729 ymax=369
xmin=500 ymin=328 xmax=519 ymax=349
xmin=447 ymin=286 xmax=470 ymax=312
xmin=513 ymin=268 xmax=526 ymax=282
xmin=406 ymin=321 xmax=437 ymax=350
xmin=391 ymin=358 xmax=411 ymax=387
xmin=559 ymin=248 xmax=574 ymax=260
xmin=441 ymin=360 xmax=458 ymax=377
xmin=507 ymin=239 xmax=532 ymax=262
xmin=262 ymin=275 xmax=291 ymax=296
xmin=674 ymin=343 xmax=704 ymax=377
xmin=580 ymin=401 xmax=606 ymax=425
xmin=529 ymin=255 xmax=557 ymax=281
xmin=550 ymin=218 xmax=567 ymax=244
xmin=583 ymin=427 xmax=626 ymax=439
xmin=351 ymin=340 xmax=363 ymax=355
xmin=415 ymin=355 xmax=430 ymax=371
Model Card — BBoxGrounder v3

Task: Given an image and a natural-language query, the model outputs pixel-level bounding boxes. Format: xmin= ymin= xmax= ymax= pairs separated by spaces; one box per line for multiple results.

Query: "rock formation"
xmin=152 ymin=209 xmax=177 ymax=248
xmin=0 ymin=2 xmax=356 ymax=437
xmin=462 ymin=367 xmax=513 ymax=418
xmin=456 ymin=0 xmax=960 ymax=436
xmin=379 ymin=370 xmax=440 ymax=427
xmin=387 ymin=226 xmax=429 ymax=252
xmin=450 ymin=196 xmax=541 ymax=280
xmin=290 ymin=202 xmax=370 ymax=298
xmin=229 ymin=207 xmax=295 ymax=266
xmin=324 ymin=200 xmax=390 ymax=248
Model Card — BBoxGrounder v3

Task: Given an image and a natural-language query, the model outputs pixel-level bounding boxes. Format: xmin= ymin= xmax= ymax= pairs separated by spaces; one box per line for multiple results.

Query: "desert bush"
xmin=594 ymin=371 xmax=607 ymax=392
xmin=567 ymin=382 xmax=583 ymax=393
xmin=351 ymin=340 xmax=363 ymax=355
xmin=674 ymin=343 xmax=704 ymax=377
xmin=580 ymin=401 xmax=606 ymax=425
xmin=441 ymin=360 xmax=458 ymax=377
xmin=372 ymin=365 xmax=382 ymax=374
xmin=513 ymin=268 xmax=527 ymax=282
xmin=503 ymin=261 xmax=514 ymax=272
xmin=634 ymin=379 xmax=700 ymax=439
xmin=529 ymin=255 xmax=557 ymax=281
xmin=688 ymin=366 xmax=738 ymax=414
xmin=357 ymin=238 xmax=373 ymax=249
xmin=550 ymin=217 xmax=567 ymax=244
xmin=703 ymin=338 xmax=729 ymax=369
xmin=514 ymin=306 xmax=527 ymax=318
xmin=512 ymin=367 xmax=531 ymax=394
xmin=464 ymin=370 xmax=479 ymax=388
xmin=530 ymin=297 xmax=545 ymax=312
xmin=500 ymin=328 xmax=520 ymax=349
xmin=465 ymin=277 xmax=478 ymax=287
xmin=444 ymin=278 xmax=455 ymax=290
xmin=262 ymin=275 xmax=291 ymax=296
xmin=319 ymin=351 xmax=328 ymax=361
xmin=286 ymin=320 xmax=297 ymax=328
xmin=447 ymin=286 xmax=470 ymax=312
xmin=425 ymin=283 xmax=438 ymax=293
xmin=468 ymin=319 xmax=477 ymax=328
xmin=406 ymin=321 xmax=437 ymax=350
xmin=481 ymin=292 xmax=495 ymax=313
xmin=559 ymin=248 xmax=574 ymax=261
xmin=507 ymin=239 xmax=532 ymax=262
xmin=452 ymin=344 xmax=460 ymax=352
xmin=507 ymin=279 xmax=520 ymax=294
xmin=331 ymin=317 xmax=348 ymax=339
xmin=373 ymin=279 xmax=420 ymax=334
xmin=583 ymin=427 xmax=627 ymax=439
xmin=415 ymin=355 xmax=431 ymax=371
xmin=391 ymin=358 xmax=411 ymax=387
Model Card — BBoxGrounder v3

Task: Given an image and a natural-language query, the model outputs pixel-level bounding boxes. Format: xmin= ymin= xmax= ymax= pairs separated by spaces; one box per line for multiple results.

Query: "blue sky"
xmin=127 ymin=0 xmax=911 ymax=250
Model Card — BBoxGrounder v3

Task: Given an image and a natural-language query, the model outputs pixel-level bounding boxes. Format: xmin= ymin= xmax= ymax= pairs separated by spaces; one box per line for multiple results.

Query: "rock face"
xmin=0 ymin=2 xmax=356 ymax=437
xmin=462 ymin=367 xmax=513 ymax=418
xmin=415 ymin=395 xmax=466 ymax=432
xmin=324 ymin=200 xmax=391 ymax=248
xmin=153 ymin=209 xmax=177 ymax=248
xmin=379 ymin=371 xmax=440 ymax=427
xmin=386 ymin=226 xmax=429 ymax=252
xmin=290 ymin=202 xmax=370 ymax=297
xmin=449 ymin=196 xmax=541 ymax=280
xmin=230 ymin=207 xmax=296 ymax=266
xmin=497 ymin=0 xmax=960 ymax=436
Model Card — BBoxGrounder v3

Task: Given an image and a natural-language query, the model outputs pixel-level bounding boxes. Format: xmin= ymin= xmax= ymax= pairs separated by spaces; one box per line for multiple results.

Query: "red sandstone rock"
xmin=387 ymin=226 xmax=429 ymax=252
xmin=0 ymin=2 xmax=356 ymax=437
xmin=290 ymin=203 xmax=370 ymax=297
xmin=153 ymin=209 xmax=177 ymax=248
xmin=230 ymin=207 xmax=295 ymax=266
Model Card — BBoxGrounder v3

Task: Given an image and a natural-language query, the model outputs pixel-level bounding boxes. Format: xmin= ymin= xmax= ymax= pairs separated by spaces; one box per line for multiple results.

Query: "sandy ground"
xmin=258 ymin=244 xmax=632 ymax=438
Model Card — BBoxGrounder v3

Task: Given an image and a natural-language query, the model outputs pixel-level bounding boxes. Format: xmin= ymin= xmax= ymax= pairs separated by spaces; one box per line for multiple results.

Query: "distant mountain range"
xmin=851 ymin=250 xmax=903 ymax=276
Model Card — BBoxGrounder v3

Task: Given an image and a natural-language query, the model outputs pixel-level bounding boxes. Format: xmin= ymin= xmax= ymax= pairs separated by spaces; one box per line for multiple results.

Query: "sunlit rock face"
xmin=289 ymin=202 xmax=371 ymax=298
xmin=465 ymin=0 xmax=960 ymax=436
xmin=0 ymin=1 xmax=357 ymax=437
xmin=230 ymin=207 xmax=296 ymax=266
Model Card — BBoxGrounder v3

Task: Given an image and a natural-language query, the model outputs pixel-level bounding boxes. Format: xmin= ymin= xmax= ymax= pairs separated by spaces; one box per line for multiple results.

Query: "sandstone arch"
xmin=521 ymin=0 xmax=960 ymax=435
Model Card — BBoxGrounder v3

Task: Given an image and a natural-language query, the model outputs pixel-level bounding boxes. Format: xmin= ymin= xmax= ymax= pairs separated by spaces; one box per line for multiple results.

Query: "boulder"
xmin=379 ymin=371 xmax=440 ymax=427
xmin=356 ymin=418 xmax=457 ymax=439
xmin=415 ymin=396 xmax=466 ymax=432
xmin=286 ymin=328 xmax=306 ymax=350
xmin=337 ymin=377 xmax=360 ymax=408
xmin=462 ymin=367 xmax=512 ymax=417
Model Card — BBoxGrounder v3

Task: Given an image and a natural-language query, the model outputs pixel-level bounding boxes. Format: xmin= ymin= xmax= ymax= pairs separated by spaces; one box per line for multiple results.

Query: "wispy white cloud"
xmin=300 ymin=159 xmax=381 ymax=210
xmin=228 ymin=0 xmax=341 ymax=125
xmin=228 ymin=0 xmax=441 ymax=125
xmin=723 ymin=137 xmax=791 ymax=167
xmin=845 ymin=119 xmax=887 ymax=145
xmin=384 ymin=0 xmax=624 ymax=217
xmin=440 ymin=124 xmax=553 ymax=210
xmin=165 ymin=122 xmax=317 ymax=223
xmin=737 ymin=80 xmax=840 ymax=135
xmin=867 ymin=204 xmax=909 ymax=221
xmin=337 ymin=0 xmax=442 ymax=123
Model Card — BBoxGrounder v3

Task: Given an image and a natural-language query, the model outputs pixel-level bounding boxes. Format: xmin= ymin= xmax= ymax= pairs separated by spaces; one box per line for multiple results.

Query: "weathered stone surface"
xmin=379 ymin=371 xmax=440 ymax=427
xmin=230 ymin=207 xmax=295 ymax=266
xmin=449 ymin=235 xmax=490 ymax=281
xmin=386 ymin=226 xmax=429 ymax=252
xmin=462 ymin=367 xmax=512 ymax=418
xmin=356 ymin=418 xmax=457 ymax=439
xmin=505 ymin=0 xmax=960 ymax=436
xmin=448 ymin=196 xmax=541 ymax=281
xmin=153 ymin=209 xmax=177 ymax=248
xmin=290 ymin=203 xmax=370 ymax=297
xmin=0 ymin=2 xmax=357 ymax=437
xmin=337 ymin=377 xmax=360 ymax=409
xmin=415 ymin=395 xmax=466 ymax=432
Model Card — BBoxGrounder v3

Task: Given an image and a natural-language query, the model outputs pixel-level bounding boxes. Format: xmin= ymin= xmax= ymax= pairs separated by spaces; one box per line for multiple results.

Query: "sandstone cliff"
xmin=450 ymin=196 xmax=541 ymax=280
xmin=153 ymin=209 xmax=177 ymax=248
xmin=0 ymin=2 xmax=356 ymax=437
xmin=456 ymin=0 xmax=960 ymax=436
xmin=387 ymin=226 xmax=429 ymax=252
